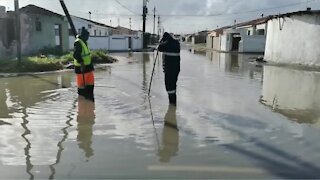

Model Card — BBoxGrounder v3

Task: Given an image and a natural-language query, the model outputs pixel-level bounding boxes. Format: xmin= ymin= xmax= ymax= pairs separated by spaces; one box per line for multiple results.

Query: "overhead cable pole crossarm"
xmin=59 ymin=0 xmax=77 ymax=38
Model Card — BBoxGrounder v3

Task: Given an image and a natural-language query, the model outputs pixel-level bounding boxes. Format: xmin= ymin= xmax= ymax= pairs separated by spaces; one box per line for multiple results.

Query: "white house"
xmin=207 ymin=17 xmax=269 ymax=53
xmin=69 ymin=16 xmax=143 ymax=51
xmin=264 ymin=9 xmax=320 ymax=66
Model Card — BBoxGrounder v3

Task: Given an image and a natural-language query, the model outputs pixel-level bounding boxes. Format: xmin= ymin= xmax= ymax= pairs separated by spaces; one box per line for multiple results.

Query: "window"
xmin=88 ymin=24 xmax=92 ymax=29
xmin=54 ymin=25 xmax=60 ymax=36
xmin=35 ymin=18 xmax=42 ymax=32
xmin=247 ymin=30 xmax=251 ymax=36
xmin=94 ymin=30 xmax=97 ymax=36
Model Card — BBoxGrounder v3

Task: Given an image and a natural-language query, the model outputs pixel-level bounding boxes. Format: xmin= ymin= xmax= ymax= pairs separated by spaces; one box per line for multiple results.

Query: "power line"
xmin=114 ymin=0 xmax=138 ymax=15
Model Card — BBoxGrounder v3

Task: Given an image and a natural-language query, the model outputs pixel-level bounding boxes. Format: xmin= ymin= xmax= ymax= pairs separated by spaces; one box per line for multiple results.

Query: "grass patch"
xmin=0 ymin=50 xmax=118 ymax=73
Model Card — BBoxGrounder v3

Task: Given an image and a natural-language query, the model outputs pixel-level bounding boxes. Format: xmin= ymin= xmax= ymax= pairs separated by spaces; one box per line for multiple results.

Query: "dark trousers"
xmin=165 ymin=71 xmax=179 ymax=105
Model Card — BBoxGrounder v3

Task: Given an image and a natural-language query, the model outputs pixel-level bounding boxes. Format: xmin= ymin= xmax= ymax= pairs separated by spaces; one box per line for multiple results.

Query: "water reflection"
xmin=77 ymin=96 xmax=96 ymax=160
xmin=158 ymin=105 xmax=179 ymax=162
xmin=142 ymin=53 xmax=150 ymax=92
xmin=261 ymin=66 xmax=320 ymax=124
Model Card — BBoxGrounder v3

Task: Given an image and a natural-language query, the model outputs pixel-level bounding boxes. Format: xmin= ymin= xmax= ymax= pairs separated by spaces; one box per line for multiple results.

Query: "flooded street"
xmin=1 ymin=49 xmax=320 ymax=179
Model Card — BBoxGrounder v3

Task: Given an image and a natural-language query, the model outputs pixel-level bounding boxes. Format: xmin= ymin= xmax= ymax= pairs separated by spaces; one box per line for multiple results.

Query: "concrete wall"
xmin=131 ymin=36 xmax=142 ymax=50
xmin=261 ymin=65 xmax=320 ymax=123
xmin=265 ymin=14 xmax=320 ymax=66
xmin=206 ymin=36 xmax=212 ymax=49
xmin=69 ymin=35 xmax=142 ymax=51
xmin=239 ymin=35 xmax=266 ymax=53
xmin=109 ymin=35 xmax=128 ymax=51
xmin=220 ymin=35 xmax=228 ymax=51
xmin=69 ymin=36 xmax=109 ymax=50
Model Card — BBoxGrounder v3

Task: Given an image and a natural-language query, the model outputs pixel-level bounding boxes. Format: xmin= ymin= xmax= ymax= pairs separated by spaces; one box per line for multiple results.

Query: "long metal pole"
xmin=59 ymin=0 xmax=77 ymax=38
xmin=59 ymin=0 xmax=86 ymax=89
xmin=148 ymin=50 xmax=159 ymax=96
xmin=14 ymin=0 xmax=21 ymax=62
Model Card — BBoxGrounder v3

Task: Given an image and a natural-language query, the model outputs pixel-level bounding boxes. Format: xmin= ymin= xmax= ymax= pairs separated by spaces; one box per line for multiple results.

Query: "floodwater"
xmin=1 ymin=49 xmax=320 ymax=179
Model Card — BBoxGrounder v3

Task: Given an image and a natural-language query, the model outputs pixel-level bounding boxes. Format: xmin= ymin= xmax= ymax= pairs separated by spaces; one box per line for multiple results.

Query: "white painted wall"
xmin=71 ymin=16 xmax=110 ymax=37
xmin=265 ymin=14 xmax=320 ymax=66
xmin=131 ymin=36 xmax=142 ymax=50
xmin=70 ymin=35 xmax=142 ymax=51
xmin=220 ymin=35 xmax=228 ymax=51
xmin=109 ymin=35 xmax=128 ymax=51
xmin=261 ymin=65 xmax=320 ymax=121
xmin=239 ymin=35 xmax=266 ymax=53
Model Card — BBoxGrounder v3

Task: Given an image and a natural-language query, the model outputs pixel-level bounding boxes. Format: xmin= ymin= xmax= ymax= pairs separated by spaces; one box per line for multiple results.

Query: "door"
xmin=128 ymin=37 xmax=132 ymax=49
xmin=54 ymin=24 xmax=62 ymax=51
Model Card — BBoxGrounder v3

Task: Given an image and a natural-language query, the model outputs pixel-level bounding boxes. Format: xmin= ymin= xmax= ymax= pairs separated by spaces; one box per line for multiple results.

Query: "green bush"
xmin=39 ymin=46 xmax=64 ymax=56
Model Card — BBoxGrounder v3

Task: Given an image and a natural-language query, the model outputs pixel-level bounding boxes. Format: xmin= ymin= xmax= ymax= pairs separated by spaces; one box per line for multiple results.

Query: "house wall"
xmin=131 ymin=36 xmax=142 ymax=50
xmin=220 ymin=34 xmax=228 ymax=51
xmin=109 ymin=35 xmax=128 ymax=51
xmin=20 ymin=13 xmax=69 ymax=55
xmin=206 ymin=36 xmax=212 ymax=49
xmin=71 ymin=17 xmax=111 ymax=37
xmin=239 ymin=35 xmax=266 ymax=53
xmin=212 ymin=36 xmax=221 ymax=50
xmin=69 ymin=34 xmax=142 ymax=51
xmin=265 ymin=14 xmax=320 ymax=66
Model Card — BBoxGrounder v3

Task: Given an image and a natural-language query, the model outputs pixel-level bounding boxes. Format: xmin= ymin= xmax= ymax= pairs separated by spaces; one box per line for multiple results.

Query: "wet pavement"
xmin=0 ymin=49 xmax=320 ymax=179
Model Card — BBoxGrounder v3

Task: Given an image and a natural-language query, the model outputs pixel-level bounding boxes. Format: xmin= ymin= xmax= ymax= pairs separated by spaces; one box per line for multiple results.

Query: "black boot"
xmin=85 ymin=85 xmax=95 ymax=102
xmin=78 ymin=88 xmax=86 ymax=97
xmin=168 ymin=94 xmax=176 ymax=106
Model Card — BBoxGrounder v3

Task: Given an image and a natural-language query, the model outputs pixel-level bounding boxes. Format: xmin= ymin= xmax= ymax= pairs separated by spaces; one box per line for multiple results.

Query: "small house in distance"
xmin=207 ymin=16 xmax=269 ymax=53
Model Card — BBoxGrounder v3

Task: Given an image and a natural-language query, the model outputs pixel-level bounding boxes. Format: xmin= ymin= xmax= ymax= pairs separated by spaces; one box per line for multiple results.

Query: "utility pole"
xmin=142 ymin=0 xmax=148 ymax=48
xmin=153 ymin=7 xmax=156 ymax=44
xmin=89 ymin=11 xmax=92 ymax=20
xmin=14 ymin=0 xmax=21 ymax=62
xmin=129 ymin=18 xmax=132 ymax=30
xmin=153 ymin=7 xmax=156 ymax=36
xmin=118 ymin=18 xmax=120 ymax=27
xmin=157 ymin=15 xmax=160 ymax=41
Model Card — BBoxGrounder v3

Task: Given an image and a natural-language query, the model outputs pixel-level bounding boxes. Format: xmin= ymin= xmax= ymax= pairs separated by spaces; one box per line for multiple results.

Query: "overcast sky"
xmin=1 ymin=0 xmax=320 ymax=34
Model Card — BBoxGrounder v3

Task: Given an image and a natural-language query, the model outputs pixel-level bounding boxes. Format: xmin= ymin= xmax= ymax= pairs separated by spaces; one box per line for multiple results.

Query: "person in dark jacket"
xmin=73 ymin=27 xmax=95 ymax=101
xmin=158 ymin=32 xmax=180 ymax=105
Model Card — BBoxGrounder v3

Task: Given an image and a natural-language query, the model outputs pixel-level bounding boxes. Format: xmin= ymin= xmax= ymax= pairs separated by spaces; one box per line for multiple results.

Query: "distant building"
xmin=69 ymin=16 xmax=116 ymax=50
xmin=207 ymin=16 xmax=269 ymax=53
xmin=264 ymin=9 xmax=320 ymax=66
xmin=191 ymin=31 xmax=208 ymax=45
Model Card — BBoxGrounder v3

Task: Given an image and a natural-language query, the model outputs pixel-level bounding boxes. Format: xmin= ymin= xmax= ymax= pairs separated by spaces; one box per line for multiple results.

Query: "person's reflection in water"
xmin=77 ymin=96 xmax=95 ymax=161
xmin=158 ymin=105 xmax=179 ymax=162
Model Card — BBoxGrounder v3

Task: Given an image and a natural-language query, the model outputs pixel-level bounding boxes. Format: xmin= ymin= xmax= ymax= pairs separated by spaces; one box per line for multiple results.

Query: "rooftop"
xmin=20 ymin=5 xmax=64 ymax=18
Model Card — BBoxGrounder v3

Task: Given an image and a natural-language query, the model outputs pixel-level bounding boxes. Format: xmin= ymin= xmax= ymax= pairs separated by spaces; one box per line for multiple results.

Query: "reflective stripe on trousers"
xmin=162 ymin=52 xmax=180 ymax=57
xmin=167 ymin=90 xmax=176 ymax=94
